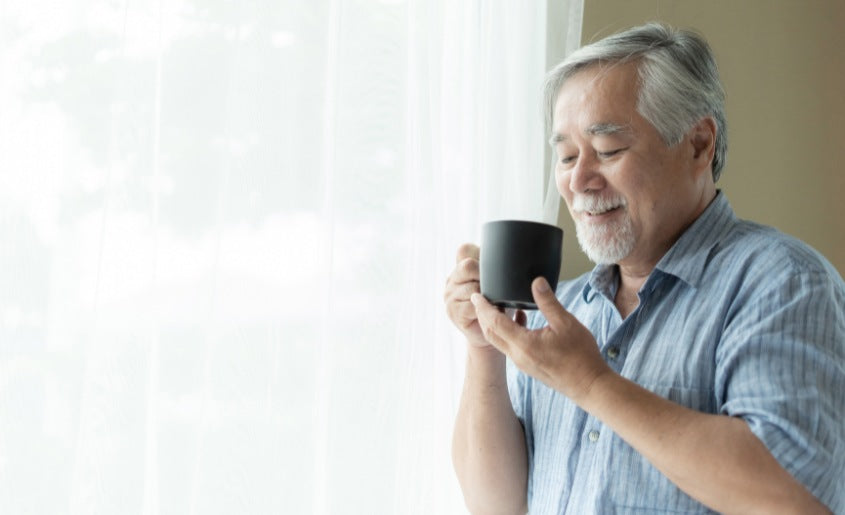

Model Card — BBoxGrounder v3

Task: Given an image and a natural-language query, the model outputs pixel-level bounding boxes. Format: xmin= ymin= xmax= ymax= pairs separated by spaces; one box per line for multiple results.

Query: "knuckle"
xmin=482 ymin=323 xmax=496 ymax=341
xmin=485 ymin=315 xmax=502 ymax=335
xmin=458 ymin=257 xmax=479 ymax=275
xmin=447 ymin=299 xmax=473 ymax=322
xmin=456 ymin=243 xmax=479 ymax=262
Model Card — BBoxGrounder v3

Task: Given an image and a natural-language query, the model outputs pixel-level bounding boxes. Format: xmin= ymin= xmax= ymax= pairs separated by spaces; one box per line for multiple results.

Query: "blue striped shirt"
xmin=508 ymin=192 xmax=845 ymax=514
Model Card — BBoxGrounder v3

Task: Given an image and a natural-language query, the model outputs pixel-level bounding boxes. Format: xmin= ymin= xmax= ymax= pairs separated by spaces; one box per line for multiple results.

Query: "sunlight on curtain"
xmin=0 ymin=0 xmax=580 ymax=513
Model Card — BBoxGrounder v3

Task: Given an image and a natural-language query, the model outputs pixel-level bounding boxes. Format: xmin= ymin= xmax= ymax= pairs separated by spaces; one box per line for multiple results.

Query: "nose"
xmin=567 ymin=153 xmax=605 ymax=193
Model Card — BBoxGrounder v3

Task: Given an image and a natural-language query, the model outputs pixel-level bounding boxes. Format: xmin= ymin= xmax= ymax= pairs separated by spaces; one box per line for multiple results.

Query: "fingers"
xmin=446 ymin=246 xmax=479 ymax=289
xmin=444 ymin=244 xmax=484 ymax=339
xmin=531 ymin=277 xmax=569 ymax=333
xmin=444 ymin=252 xmax=479 ymax=307
xmin=444 ymin=266 xmax=480 ymax=309
xmin=452 ymin=256 xmax=479 ymax=284
xmin=444 ymin=243 xmax=482 ymax=335
xmin=445 ymin=283 xmax=480 ymax=325
xmin=471 ymin=293 xmax=528 ymax=352
xmin=447 ymin=281 xmax=479 ymax=302
xmin=470 ymin=294 xmax=508 ymax=351
xmin=456 ymin=243 xmax=479 ymax=264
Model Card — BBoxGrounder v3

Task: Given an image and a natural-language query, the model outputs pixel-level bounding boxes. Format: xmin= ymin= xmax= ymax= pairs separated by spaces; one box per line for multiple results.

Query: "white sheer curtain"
xmin=0 ymin=1 xmax=581 ymax=513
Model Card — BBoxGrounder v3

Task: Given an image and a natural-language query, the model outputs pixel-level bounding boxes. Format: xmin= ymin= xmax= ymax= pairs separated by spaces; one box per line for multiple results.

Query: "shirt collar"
xmin=583 ymin=263 xmax=617 ymax=303
xmin=655 ymin=190 xmax=736 ymax=288
xmin=581 ymin=190 xmax=736 ymax=301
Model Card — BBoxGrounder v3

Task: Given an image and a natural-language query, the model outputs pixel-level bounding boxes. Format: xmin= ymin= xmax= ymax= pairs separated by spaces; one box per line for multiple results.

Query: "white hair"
xmin=544 ymin=23 xmax=728 ymax=181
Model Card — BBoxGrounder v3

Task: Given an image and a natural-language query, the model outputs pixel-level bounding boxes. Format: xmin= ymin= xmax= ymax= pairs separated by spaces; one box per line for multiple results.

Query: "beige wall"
xmin=555 ymin=0 xmax=845 ymax=279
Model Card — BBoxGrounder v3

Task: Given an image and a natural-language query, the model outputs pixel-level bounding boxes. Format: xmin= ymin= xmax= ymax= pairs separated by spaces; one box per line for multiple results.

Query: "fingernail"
xmin=470 ymin=293 xmax=481 ymax=305
xmin=535 ymin=277 xmax=550 ymax=292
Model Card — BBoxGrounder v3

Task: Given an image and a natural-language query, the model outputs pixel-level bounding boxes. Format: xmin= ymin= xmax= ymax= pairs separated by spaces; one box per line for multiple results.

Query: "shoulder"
xmin=708 ymin=219 xmax=844 ymax=346
xmin=713 ymin=218 xmax=843 ymax=288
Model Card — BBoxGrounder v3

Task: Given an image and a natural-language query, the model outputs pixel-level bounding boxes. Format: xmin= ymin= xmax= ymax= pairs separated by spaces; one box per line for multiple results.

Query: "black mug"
xmin=480 ymin=220 xmax=563 ymax=310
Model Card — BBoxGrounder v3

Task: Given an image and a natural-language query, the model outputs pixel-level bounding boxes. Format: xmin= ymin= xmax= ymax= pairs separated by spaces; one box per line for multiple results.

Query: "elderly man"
xmin=444 ymin=23 xmax=844 ymax=514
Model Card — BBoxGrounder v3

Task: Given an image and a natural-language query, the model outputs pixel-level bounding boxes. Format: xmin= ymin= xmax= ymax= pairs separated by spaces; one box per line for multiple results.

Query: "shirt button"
xmin=607 ymin=347 xmax=620 ymax=359
xmin=588 ymin=430 xmax=600 ymax=443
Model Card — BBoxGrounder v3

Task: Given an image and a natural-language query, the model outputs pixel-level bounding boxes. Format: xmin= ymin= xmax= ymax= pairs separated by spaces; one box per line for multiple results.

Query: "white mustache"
xmin=572 ymin=195 xmax=627 ymax=215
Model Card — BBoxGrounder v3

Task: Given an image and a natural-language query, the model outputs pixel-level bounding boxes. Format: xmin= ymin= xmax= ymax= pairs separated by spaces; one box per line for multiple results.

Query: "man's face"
xmin=551 ymin=61 xmax=709 ymax=268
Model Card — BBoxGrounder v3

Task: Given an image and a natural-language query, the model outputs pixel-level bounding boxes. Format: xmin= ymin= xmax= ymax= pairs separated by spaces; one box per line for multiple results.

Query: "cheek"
xmin=556 ymin=174 xmax=577 ymax=216
xmin=626 ymin=200 xmax=657 ymax=232
xmin=555 ymin=169 xmax=570 ymax=197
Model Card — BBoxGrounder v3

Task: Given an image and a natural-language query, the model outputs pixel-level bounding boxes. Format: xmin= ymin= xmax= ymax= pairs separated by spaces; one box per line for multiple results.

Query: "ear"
xmin=688 ymin=117 xmax=717 ymax=178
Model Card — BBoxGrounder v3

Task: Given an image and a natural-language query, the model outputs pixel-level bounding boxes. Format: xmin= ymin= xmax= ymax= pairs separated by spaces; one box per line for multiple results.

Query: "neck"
xmin=614 ymin=266 xmax=649 ymax=319
xmin=612 ymin=186 xmax=718 ymax=317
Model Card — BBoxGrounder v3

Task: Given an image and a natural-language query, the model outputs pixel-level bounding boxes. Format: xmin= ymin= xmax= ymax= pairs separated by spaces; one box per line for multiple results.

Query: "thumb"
xmin=531 ymin=277 xmax=569 ymax=331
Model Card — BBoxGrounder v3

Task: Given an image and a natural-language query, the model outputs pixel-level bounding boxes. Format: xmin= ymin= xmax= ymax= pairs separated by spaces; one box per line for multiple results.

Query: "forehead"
xmin=552 ymin=61 xmax=642 ymax=137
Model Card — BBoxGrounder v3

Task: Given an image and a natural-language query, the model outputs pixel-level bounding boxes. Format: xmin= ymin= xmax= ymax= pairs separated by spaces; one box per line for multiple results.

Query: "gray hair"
xmin=544 ymin=23 xmax=728 ymax=181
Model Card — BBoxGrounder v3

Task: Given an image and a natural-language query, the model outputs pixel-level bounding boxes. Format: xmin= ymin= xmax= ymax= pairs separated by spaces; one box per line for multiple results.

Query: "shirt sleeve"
xmin=716 ymin=270 xmax=845 ymax=512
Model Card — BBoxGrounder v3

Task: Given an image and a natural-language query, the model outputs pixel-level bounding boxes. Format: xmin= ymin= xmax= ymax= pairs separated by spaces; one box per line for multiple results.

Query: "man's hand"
xmin=471 ymin=276 xmax=611 ymax=403
xmin=444 ymin=243 xmax=490 ymax=348
xmin=444 ymin=243 xmax=528 ymax=350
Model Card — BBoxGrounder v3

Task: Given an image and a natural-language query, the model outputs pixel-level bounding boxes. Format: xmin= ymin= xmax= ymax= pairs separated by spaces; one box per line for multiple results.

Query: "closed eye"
xmin=598 ymin=148 xmax=627 ymax=159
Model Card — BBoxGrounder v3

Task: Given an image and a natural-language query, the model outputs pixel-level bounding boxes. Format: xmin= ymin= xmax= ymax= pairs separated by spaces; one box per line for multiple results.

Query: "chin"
xmin=576 ymin=222 xmax=635 ymax=265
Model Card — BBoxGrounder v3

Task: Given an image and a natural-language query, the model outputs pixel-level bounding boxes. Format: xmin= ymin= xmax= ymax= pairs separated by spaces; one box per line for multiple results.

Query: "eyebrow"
xmin=548 ymin=122 xmax=633 ymax=146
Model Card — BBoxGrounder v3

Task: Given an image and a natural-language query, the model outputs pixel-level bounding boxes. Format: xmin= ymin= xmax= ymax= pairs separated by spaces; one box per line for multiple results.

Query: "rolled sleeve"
xmin=716 ymin=271 xmax=845 ymax=512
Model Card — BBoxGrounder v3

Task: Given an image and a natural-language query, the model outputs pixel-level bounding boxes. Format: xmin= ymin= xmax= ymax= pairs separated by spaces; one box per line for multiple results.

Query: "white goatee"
xmin=572 ymin=194 xmax=635 ymax=265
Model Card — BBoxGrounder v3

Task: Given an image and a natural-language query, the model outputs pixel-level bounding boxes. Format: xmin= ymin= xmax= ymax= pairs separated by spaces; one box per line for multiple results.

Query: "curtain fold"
xmin=0 ymin=0 xmax=581 ymax=513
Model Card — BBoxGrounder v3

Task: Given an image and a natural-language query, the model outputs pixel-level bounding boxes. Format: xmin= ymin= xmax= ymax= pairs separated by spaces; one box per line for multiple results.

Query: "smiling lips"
xmin=573 ymin=196 xmax=627 ymax=221
xmin=586 ymin=206 xmax=621 ymax=216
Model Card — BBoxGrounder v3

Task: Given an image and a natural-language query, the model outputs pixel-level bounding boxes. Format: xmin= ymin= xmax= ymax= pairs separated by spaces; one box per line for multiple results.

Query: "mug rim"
xmin=482 ymin=219 xmax=562 ymax=231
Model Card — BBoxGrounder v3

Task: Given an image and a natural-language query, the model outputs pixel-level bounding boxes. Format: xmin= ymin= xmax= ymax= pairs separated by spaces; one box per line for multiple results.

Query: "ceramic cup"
xmin=480 ymin=220 xmax=563 ymax=310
